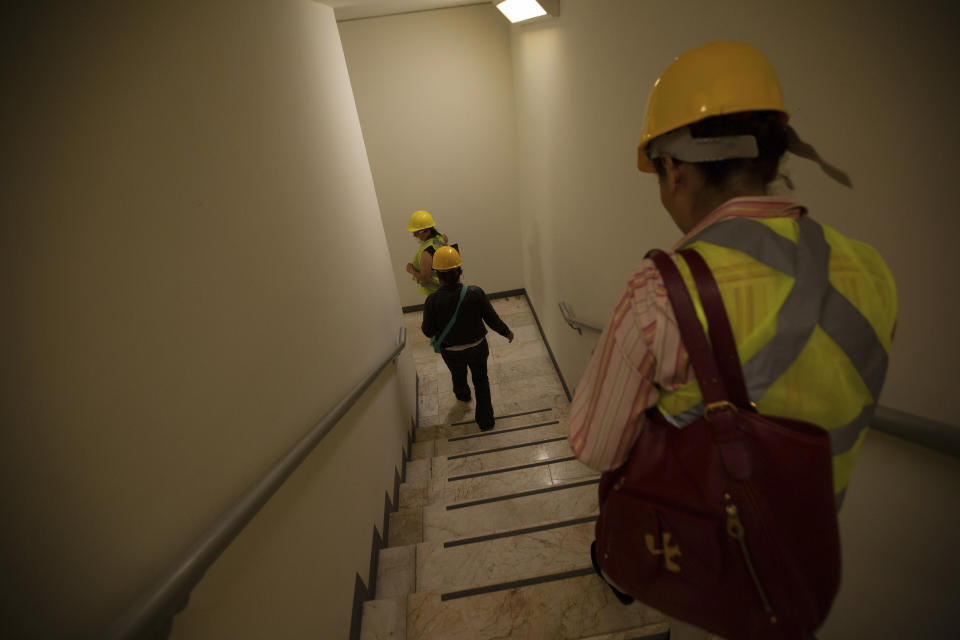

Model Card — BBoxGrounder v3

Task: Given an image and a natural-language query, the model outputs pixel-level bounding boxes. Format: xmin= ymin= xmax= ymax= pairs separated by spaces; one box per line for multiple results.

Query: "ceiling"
xmin=323 ymin=0 xmax=489 ymax=22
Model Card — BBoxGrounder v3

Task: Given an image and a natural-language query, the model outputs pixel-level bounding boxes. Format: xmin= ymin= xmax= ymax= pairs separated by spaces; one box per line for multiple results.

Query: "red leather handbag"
xmin=594 ymin=248 xmax=841 ymax=640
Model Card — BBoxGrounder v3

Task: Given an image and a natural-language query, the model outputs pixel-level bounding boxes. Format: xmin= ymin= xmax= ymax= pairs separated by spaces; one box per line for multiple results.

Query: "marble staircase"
xmin=358 ymin=296 xmax=672 ymax=640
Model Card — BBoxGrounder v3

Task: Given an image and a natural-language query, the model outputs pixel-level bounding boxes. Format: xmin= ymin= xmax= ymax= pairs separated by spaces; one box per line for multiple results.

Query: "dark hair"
xmin=426 ymin=227 xmax=441 ymax=238
xmin=653 ymin=110 xmax=788 ymax=187
xmin=438 ymin=267 xmax=462 ymax=286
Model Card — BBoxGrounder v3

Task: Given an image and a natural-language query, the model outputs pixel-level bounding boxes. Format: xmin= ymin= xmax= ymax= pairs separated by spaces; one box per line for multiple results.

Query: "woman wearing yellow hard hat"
xmin=421 ymin=246 xmax=514 ymax=431
xmin=404 ymin=210 xmax=449 ymax=297
xmin=569 ymin=41 xmax=896 ymax=640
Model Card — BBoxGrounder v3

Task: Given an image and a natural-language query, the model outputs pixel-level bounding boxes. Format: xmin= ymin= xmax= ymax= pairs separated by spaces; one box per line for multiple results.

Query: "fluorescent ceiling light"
xmin=495 ymin=0 xmax=557 ymax=23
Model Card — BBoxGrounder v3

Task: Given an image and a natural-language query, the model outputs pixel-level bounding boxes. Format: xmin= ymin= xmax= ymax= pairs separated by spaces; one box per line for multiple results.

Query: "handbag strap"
xmin=678 ymin=249 xmax=752 ymax=409
xmin=432 ymin=284 xmax=469 ymax=349
xmin=646 ymin=250 xmax=729 ymax=407
xmin=647 ymin=249 xmax=751 ymax=479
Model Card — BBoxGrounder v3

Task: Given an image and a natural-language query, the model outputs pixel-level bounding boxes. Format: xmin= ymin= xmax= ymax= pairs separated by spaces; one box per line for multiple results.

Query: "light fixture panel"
xmin=495 ymin=0 xmax=559 ymax=24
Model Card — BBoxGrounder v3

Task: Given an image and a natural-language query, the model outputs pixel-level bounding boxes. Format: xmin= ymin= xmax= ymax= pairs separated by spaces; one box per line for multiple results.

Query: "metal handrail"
xmin=871 ymin=405 xmax=960 ymax=458
xmin=106 ymin=326 xmax=408 ymax=639
xmin=558 ymin=300 xmax=959 ymax=456
xmin=558 ymin=301 xmax=602 ymax=334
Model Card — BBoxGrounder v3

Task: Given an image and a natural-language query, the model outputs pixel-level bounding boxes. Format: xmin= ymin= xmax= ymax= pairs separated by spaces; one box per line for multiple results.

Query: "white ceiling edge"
xmin=321 ymin=0 xmax=489 ymax=22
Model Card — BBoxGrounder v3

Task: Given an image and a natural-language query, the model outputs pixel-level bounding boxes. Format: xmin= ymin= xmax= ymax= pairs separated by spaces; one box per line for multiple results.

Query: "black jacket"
xmin=421 ymin=284 xmax=511 ymax=348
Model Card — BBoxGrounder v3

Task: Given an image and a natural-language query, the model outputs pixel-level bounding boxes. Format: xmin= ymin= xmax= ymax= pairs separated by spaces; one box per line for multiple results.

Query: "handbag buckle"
xmin=704 ymin=400 xmax=737 ymax=421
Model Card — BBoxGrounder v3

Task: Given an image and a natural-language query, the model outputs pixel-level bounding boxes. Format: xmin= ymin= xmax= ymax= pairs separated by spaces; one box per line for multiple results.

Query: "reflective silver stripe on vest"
xmin=664 ymin=217 xmax=888 ymax=456
xmin=659 ymin=404 xmax=703 ymax=429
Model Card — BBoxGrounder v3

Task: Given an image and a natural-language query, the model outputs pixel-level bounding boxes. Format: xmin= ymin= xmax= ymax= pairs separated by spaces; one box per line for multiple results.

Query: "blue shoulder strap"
xmin=431 ymin=284 xmax=469 ymax=353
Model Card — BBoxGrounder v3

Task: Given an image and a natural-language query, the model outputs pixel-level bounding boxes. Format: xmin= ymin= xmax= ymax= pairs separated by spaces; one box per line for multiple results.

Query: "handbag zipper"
xmin=725 ymin=498 xmax=778 ymax=624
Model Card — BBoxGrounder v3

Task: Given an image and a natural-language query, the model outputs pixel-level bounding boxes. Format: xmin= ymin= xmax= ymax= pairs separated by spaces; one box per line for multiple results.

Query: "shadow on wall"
xmin=523 ymin=217 xmax=546 ymax=312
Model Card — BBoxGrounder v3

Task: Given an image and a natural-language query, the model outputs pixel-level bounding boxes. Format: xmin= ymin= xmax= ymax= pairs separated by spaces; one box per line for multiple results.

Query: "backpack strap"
xmin=431 ymin=284 xmax=469 ymax=353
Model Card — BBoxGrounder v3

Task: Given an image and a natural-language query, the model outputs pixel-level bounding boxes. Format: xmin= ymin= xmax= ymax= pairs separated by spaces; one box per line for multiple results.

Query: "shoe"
xmin=478 ymin=423 xmax=494 ymax=431
xmin=590 ymin=541 xmax=634 ymax=605
xmin=455 ymin=393 xmax=471 ymax=402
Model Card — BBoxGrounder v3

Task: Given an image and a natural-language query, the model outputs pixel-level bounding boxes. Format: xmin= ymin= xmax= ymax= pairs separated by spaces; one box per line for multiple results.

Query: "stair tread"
xmin=360 ymin=596 xmax=405 ymax=640
xmin=415 ymin=406 xmax=560 ymax=442
xmin=576 ymin=624 xmax=671 ymax=640
xmin=436 ymin=419 xmax=568 ymax=457
xmin=418 ymin=394 xmax=570 ymax=430
xmin=416 ymin=520 xmax=595 ymax=593
xmin=433 ymin=437 xmax=574 ymax=480
xmin=376 ymin=545 xmax=416 ymax=600
xmin=407 ymin=573 xmax=666 ymax=640
xmin=421 ymin=480 xmax=599 ymax=543
xmin=398 ymin=458 xmax=598 ymax=509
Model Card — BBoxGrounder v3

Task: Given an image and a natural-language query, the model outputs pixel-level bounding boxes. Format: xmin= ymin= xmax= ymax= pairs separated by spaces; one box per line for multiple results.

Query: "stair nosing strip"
xmin=447 ymin=420 xmax=559 ymax=442
xmin=446 ymin=436 xmax=567 ymax=460
xmin=447 ymin=456 xmax=575 ymax=482
xmin=439 ymin=566 xmax=595 ymax=601
xmin=445 ymin=477 xmax=600 ymax=510
xmin=450 ymin=407 xmax=552 ymax=427
xmin=443 ymin=515 xmax=598 ymax=548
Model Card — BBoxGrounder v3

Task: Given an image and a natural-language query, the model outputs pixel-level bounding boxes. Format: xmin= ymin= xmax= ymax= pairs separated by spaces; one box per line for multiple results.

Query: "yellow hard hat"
xmin=406 ymin=210 xmax=436 ymax=232
xmin=433 ymin=246 xmax=462 ymax=271
xmin=637 ymin=41 xmax=789 ymax=173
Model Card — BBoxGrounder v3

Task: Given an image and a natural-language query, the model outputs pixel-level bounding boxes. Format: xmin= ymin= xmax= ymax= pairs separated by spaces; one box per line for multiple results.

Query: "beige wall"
xmin=511 ymin=0 xmax=960 ymax=425
xmin=827 ymin=430 xmax=960 ymax=639
xmin=339 ymin=4 xmax=523 ymax=308
xmin=0 ymin=1 xmax=415 ymax=637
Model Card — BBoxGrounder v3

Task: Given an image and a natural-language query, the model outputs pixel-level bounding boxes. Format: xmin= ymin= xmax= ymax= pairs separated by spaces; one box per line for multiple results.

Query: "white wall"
xmin=338 ymin=4 xmax=523 ymax=308
xmin=0 ymin=1 xmax=414 ymax=637
xmin=511 ymin=0 xmax=960 ymax=426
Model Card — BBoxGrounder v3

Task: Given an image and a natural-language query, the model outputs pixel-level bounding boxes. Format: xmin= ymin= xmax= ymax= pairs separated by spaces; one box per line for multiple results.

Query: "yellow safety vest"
xmin=413 ymin=235 xmax=446 ymax=297
xmin=656 ymin=216 xmax=897 ymax=506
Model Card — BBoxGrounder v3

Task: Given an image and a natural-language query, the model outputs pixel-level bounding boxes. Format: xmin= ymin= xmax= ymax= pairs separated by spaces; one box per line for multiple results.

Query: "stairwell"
xmin=359 ymin=294 xmax=673 ymax=640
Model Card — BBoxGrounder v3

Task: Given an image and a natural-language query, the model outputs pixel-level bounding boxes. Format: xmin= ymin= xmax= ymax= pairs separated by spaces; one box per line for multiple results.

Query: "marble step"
xmin=360 ymin=596 xmax=406 ymax=640
xmin=578 ymin=626 xmax=671 ymax=640
xmin=414 ymin=405 xmax=563 ymax=442
xmin=376 ymin=545 xmax=416 ymax=599
xmin=406 ymin=572 xmax=666 ymax=640
xmin=377 ymin=518 xmax=598 ymax=604
xmin=416 ymin=337 xmax=551 ymax=393
xmin=399 ymin=456 xmax=598 ymax=509
xmin=404 ymin=458 xmax=430 ymax=487
xmin=361 ymin=574 xmax=668 ymax=640
xmin=360 ymin=600 xmax=670 ymax=640
xmin=419 ymin=391 xmax=570 ymax=431
xmin=415 ymin=519 xmax=595 ymax=593
xmin=388 ymin=478 xmax=600 ymax=547
xmin=432 ymin=436 xmax=575 ymax=480
xmin=411 ymin=416 xmax=569 ymax=460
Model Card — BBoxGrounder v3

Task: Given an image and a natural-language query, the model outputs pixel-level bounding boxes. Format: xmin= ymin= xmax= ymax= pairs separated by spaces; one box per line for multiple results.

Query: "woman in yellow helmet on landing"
xmin=405 ymin=210 xmax=449 ymax=297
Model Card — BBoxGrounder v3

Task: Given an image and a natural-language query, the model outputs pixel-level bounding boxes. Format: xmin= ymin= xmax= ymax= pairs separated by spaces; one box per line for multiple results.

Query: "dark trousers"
xmin=440 ymin=339 xmax=494 ymax=428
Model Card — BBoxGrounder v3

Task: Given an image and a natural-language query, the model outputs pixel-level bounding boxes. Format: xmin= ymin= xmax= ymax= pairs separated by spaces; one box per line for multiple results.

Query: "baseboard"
xmin=487 ymin=288 xmax=526 ymax=300
xmin=348 ymin=434 xmax=413 ymax=640
xmin=348 ymin=573 xmax=370 ymax=640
